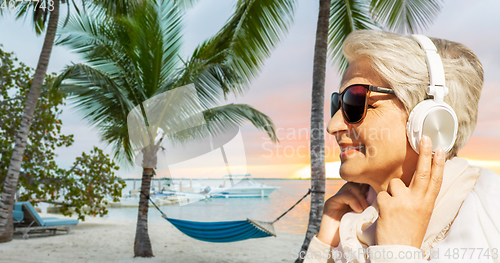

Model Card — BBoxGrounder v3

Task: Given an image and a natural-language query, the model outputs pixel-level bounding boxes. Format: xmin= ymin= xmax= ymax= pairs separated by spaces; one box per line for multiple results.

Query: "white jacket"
xmin=303 ymin=159 xmax=500 ymax=263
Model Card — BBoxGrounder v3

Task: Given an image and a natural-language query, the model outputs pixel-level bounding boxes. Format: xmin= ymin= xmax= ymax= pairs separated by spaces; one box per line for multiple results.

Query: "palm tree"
xmin=0 ymin=0 xmax=144 ymax=243
xmin=52 ymin=0 xmax=295 ymax=257
xmin=296 ymin=0 xmax=443 ymax=262
xmin=0 ymin=0 xmax=61 ymax=243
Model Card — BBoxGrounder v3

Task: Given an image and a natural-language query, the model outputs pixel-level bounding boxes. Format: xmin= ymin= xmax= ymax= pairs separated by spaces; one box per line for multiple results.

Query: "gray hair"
xmin=342 ymin=30 xmax=484 ymax=159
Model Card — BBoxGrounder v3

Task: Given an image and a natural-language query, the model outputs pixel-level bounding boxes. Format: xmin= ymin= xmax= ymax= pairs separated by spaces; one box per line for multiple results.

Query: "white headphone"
xmin=406 ymin=35 xmax=458 ymax=154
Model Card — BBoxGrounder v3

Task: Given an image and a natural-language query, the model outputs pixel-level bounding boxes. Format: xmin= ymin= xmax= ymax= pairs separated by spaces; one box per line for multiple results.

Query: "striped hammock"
xmin=148 ymin=189 xmax=311 ymax=243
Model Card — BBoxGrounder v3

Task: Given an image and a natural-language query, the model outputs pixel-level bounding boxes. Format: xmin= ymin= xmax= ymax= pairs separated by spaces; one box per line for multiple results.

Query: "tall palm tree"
xmin=296 ymin=0 xmax=443 ymax=262
xmin=52 ymin=0 xmax=295 ymax=257
xmin=0 ymin=0 xmax=60 ymax=243
xmin=0 ymin=0 xmax=145 ymax=243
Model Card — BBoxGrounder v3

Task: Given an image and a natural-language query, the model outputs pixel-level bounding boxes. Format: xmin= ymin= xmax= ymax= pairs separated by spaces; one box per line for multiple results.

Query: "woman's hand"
xmin=376 ymin=136 xmax=445 ymax=248
xmin=316 ymin=182 xmax=370 ymax=247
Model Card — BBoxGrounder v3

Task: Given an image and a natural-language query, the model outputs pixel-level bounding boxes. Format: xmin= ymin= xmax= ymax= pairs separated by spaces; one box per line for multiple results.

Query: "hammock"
xmin=147 ymin=189 xmax=311 ymax=243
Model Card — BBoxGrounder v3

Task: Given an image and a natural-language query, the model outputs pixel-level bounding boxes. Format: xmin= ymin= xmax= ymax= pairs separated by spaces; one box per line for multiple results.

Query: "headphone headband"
xmin=407 ymin=34 xmax=458 ymax=154
xmin=412 ymin=34 xmax=448 ymax=103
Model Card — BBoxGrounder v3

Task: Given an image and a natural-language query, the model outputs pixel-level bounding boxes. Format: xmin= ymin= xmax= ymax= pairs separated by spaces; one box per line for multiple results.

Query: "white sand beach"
xmin=0 ymin=213 xmax=305 ymax=263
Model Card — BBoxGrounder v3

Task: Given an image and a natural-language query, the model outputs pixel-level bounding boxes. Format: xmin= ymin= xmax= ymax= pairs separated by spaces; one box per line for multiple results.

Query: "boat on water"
xmin=113 ymin=175 xmax=278 ymax=205
xmin=155 ymin=190 xmax=210 ymax=204
xmin=209 ymin=174 xmax=279 ymax=198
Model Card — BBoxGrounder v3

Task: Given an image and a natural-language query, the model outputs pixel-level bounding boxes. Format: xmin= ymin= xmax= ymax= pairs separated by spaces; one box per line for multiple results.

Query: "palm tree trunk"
xmin=134 ymin=166 xmax=154 ymax=257
xmin=295 ymin=0 xmax=329 ymax=261
xmin=0 ymin=0 xmax=60 ymax=243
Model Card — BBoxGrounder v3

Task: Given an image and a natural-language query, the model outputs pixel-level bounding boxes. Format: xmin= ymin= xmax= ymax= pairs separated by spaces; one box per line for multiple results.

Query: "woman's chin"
xmin=339 ymin=167 xmax=355 ymax=181
xmin=339 ymin=161 xmax=364 ymax=182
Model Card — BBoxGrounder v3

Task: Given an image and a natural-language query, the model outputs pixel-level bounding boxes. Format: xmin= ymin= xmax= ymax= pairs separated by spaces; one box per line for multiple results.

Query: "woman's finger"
xmin=338 ymin=191 xmax=366 ymax=213
xmin=360 ymin=183 xmax=370 ymax=198
xmin=339 ymin=183 xmax=370 ymax=209
xmin=426 ymin=149 xmax=445 ymax=201
xmin=387 ymin=178 xmax=407 ymax=197
xmin=376 ymin=190 xmax=391 ymax=210
xmin=409 ymin=135 xmax=433 ymax=194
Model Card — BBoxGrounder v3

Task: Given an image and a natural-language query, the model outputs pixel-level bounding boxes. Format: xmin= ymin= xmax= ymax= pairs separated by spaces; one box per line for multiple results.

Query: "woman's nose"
xmin=327 ymin=110 xmax=348 ymax=139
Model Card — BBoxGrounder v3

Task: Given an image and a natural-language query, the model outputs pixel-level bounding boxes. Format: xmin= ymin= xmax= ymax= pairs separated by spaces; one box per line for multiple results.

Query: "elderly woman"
xmin=303 ymin=30 xmax=500 ymax=263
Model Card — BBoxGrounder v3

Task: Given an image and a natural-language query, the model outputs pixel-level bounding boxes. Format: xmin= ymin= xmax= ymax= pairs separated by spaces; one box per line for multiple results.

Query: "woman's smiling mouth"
xmin=339 ymin=145 xmax=366 ymax=158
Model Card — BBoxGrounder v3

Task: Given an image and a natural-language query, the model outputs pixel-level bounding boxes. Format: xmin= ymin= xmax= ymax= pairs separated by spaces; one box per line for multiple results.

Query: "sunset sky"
xmin=1 ymin=0 xmax=499 ymax=179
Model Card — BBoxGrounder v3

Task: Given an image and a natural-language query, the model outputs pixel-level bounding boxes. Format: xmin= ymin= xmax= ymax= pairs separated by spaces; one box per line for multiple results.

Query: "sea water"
xmin=106 ymin=179 xmax=345 ymax=235
xmin=34 ymin=179 xmax=345 ymax=235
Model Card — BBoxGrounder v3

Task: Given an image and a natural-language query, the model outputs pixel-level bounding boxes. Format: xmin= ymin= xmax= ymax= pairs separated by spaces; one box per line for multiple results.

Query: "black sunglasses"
xmin=331 ymin=84 xmax=395 ymax=123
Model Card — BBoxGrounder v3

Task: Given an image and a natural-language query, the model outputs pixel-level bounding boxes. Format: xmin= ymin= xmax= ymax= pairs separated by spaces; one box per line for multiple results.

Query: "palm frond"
xmin=54 ymin=0 xmax=279 ymax=167
xmin=203 ymin=104 xmax=278 ymax=143
xmin=370 ymin=0 xmax=443 ymax=34
xmin=329 ymin=0 xmax=378 ymax=72
xmin=62 ymin=0 xmax=71 ymax=27
xmin=56 ymin=9 xmax=136 ymax=79
xmin=199 ymin=0 xmax=296 ymax=86
xmin=102 ymin=117 xmax=135 ymax=164
xmin=55 ymin=1 xmax=185 ymax=166
xmin=168 ymin=0 xmax=296 ymax=111
xmin=165 ymin=103 xmax=278 ymax=148
xmin=14 ymin=0 xmax=51 ymax=35
xmin=112 ymin=0 xmax=183 ymax=99
xmin=90 ymin=0 xmax=143 ymax=17
xmin=169 ymin=53 xmax=240 ymax=112
xmin=172 ymin=0 xmax=200 ymax=10
xmin=56 ymin=2 xmax=182 ymax=106
xmin=53 ymin=63 xmax=136 ymax=164
xmin=53 ymin=64 xmax=132 ymax=124
xmin=56 ymin=15 xmax=142 ymax=106
xmin=127 ymin=84 xmax=209 ymax=152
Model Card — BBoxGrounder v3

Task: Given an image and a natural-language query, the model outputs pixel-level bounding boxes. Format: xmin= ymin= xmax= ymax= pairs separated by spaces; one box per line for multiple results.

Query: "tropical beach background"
xmin=1 ymin=0 xmax=500 ymax=262
xmin=2 ymin=0 xmax=500 ymax=180
xmin=30 ymin=178 xmax=345 ymax=234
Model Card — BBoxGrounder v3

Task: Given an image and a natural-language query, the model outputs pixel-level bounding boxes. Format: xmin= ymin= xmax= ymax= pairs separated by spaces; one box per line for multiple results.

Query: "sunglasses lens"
xmin=331 ymin=93 xmax=340 ymax=117
xmin=342 ymin=85 xmax=367 ymax=122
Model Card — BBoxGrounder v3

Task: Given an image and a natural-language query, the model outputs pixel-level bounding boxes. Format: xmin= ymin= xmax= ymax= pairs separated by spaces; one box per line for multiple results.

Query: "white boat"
xmin=209 ymin=174 xmax=279 ymax=198
xmin=160 ymin=178 xmax=209 ymax=194
xmin=155 ymin=190 xmax=210 ymax=203
xmin=113 ymin=196 xmax=170 ymax=207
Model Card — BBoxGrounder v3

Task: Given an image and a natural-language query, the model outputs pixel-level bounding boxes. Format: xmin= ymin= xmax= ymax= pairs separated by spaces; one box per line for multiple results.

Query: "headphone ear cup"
xmin=406 ymin=100 xmax=458 ymax=154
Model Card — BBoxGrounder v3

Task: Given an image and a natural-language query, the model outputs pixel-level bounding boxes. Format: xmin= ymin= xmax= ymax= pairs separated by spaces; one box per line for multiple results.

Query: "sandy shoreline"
xmin=0 ymin=213 xmax=305 ymax=263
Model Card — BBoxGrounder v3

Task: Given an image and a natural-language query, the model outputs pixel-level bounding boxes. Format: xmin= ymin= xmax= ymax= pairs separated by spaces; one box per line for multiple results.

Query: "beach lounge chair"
xmin=13 ymin=202 xmax=79 ymax=239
